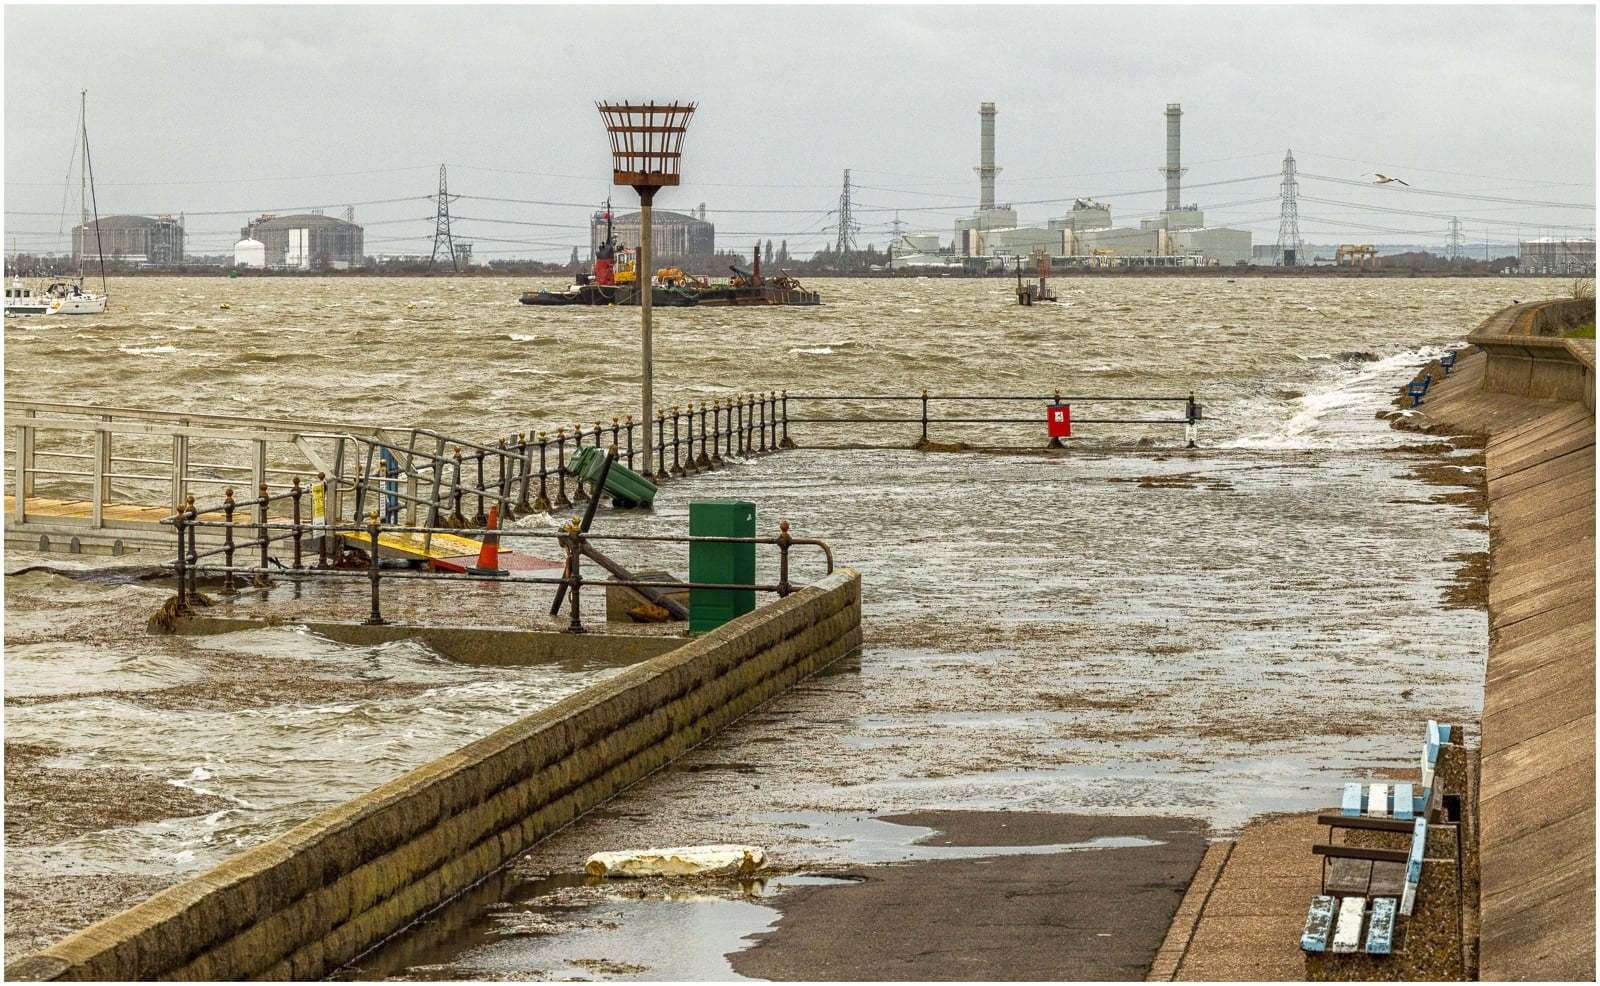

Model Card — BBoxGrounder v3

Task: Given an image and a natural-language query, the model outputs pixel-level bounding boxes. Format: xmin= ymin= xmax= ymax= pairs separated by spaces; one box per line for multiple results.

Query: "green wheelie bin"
xmin=566 ymin=446 xmax=659 ymax=508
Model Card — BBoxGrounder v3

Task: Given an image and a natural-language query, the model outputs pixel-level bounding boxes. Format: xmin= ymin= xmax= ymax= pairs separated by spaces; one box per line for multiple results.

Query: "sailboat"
xmin=5 ymin=91 xmax=108 ymax=316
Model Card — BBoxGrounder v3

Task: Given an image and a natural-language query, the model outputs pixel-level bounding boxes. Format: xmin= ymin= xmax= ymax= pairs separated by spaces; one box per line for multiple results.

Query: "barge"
xmin=521 ymin=212 xmax=819 ymax=308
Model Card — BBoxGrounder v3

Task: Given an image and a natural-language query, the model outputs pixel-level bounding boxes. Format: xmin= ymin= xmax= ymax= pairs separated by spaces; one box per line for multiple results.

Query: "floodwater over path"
xmin=3 ymin=275 xmax=1540 ymax=964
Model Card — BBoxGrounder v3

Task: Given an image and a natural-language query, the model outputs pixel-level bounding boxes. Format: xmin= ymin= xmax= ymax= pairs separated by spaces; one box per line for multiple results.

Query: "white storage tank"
xmin=233 ymin=238 xmax=266 ymax=268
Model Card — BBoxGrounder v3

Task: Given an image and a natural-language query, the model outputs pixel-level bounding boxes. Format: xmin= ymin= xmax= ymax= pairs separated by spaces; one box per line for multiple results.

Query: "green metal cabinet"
xmin=689 ymin=499 xmax=756 ymax=634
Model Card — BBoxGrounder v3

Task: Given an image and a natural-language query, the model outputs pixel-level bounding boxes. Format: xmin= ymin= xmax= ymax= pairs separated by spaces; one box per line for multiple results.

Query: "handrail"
xmin=164 ymin=504 xmax=834 ymax=634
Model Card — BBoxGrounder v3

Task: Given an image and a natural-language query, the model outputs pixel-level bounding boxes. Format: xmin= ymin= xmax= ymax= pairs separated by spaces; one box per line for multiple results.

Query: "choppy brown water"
xmin=2 ymin=275 xmax=1545 ymax=965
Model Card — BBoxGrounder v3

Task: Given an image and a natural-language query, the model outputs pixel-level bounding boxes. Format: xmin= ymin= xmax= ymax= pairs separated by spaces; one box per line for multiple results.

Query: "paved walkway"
xmin=1148 ymin=814 xmax=1322 ymax=981
xmin=1478 ymin=403 xmax=1595 ymax=979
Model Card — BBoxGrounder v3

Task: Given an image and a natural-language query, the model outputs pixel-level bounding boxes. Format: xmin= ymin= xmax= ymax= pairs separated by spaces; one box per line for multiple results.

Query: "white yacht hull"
xmin=4 ymin=298 xmax=107 ymax=316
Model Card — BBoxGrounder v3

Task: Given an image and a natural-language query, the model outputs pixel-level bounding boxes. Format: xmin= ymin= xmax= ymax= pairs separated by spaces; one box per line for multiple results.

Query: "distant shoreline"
xmin=0 ymin=267 xmax=1555 ymax=280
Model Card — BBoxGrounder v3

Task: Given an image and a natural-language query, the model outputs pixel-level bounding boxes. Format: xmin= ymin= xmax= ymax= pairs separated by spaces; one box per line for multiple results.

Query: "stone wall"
xmin=7 ymin=570 xmax=862 ymax=981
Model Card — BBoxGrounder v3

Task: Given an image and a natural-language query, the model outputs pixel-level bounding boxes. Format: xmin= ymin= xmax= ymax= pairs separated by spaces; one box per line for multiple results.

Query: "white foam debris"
xmin=584 ymin=845 xmax=767 ymax=879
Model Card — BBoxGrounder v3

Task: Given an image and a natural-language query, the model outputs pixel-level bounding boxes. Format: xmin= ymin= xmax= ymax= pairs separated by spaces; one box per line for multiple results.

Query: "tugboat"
xmin=6 ymin=92 xmax=108 ymax=318
xmin=520 ymin=206 xmax=819 ymax=308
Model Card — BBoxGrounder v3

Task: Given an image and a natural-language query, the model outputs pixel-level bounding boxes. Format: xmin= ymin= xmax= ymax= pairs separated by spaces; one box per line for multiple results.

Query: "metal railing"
xmin=4 ymin=394 xmax=797 ymax=545
xmin=163 ymin=503 xmax=833 ymax=635
xmin=784 ymin=391 xmax=1204 ymax=447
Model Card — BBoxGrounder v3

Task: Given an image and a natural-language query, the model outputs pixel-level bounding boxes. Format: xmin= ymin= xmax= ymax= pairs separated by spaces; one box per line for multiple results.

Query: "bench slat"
xmin=1341 ymin=782 xmax=1362 ymax=816
xmin=1369 ymin=782 xmax=1389 ymax=819
xmin=1332 ymin=896 xmax=1365 ymax=952
xmin=1366 ymin=897 xmax=1397 ymax=955
xmin=1407 ymin=817 xmax=1427 ymax=883
xmin=1301 ymin=895 xmax=1337 ymax=952
xmin=1393 ymin=782 xmax=1414 ymax=821
xmin=1316 ymin=813 xmax=1413 ymax=833
xmin=1314 ymin=844 xmax=1409 ymax=863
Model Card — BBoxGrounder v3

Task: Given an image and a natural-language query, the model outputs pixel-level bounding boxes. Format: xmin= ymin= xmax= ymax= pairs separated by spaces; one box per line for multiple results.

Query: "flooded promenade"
xmin=2 ymin=276 xmax=1564 ymax=972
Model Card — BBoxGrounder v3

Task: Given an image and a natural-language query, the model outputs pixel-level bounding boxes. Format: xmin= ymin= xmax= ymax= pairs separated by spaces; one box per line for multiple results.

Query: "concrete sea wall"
xmin=1400 ymin=297 xmax=1595 ymax=979
xmin=7 ymin=570 xmax=862 ymax=982
xmin=1466 ymin=297 xmax=1595 ymax=409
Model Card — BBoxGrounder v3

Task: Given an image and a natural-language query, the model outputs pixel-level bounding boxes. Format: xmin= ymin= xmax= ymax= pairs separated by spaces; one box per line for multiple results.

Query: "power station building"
xmin=72 ymin=214 xmax=185 ymax=265
xmin=933 ymin=101 xmax=1253 ymax=268
xmin=592 ymin=207 xmax=714 ymax=258
xmin=239 ymin=213 xmax=364 ymax=270
xmin=1519 ymin=237 xmax=1596 ymax=275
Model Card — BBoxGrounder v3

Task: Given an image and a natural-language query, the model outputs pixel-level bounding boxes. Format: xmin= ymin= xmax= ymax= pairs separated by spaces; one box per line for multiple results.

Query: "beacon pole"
xmin=640 ymin=188 xmax=654 ymax=475
xmin=598 ymin=100 xmax=695 ymax=482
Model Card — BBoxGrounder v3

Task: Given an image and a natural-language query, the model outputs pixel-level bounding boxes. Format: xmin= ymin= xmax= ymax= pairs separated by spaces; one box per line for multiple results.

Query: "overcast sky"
xmin=5 ymin=4 xmax=1595 ymax=258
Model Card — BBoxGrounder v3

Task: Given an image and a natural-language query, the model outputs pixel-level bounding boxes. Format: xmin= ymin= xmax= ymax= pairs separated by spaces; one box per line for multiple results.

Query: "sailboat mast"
xmin=81 ymin=90 xmax=107 ymax=298
xmin=79 ymin=93 xmax=88 ymax=234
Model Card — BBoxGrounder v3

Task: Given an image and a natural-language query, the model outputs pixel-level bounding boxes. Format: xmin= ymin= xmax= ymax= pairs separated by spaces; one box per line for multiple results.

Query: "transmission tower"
xmin=1275 ymin=149 xmax=1304 ymax=266
xmin=1448 ymin=217 xmax=1463 ymax=262
xmin=834 ymin=169 xmax=858 ymax=266
xmin=430 ymin=164 xmax=459 ymax=272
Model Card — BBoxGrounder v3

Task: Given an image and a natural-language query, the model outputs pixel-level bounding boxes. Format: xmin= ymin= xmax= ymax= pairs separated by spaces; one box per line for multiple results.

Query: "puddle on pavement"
xmin=345 ymin=811 xmax=1162 ymax=981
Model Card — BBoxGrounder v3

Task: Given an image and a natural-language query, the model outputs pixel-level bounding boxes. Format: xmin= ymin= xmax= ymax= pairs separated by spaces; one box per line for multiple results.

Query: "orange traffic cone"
xmin=470 ymin=505 xmax=507 ymax=576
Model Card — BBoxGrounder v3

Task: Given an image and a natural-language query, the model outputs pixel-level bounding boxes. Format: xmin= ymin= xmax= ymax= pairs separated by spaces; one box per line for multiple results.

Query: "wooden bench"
xmin=1300 ymin=721 xmax=1452 ymax=956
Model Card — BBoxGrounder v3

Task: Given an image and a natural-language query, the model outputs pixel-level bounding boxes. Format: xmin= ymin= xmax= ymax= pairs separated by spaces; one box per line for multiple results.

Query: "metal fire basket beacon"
xmin=597 ymin=100 xmax=697 ymax=478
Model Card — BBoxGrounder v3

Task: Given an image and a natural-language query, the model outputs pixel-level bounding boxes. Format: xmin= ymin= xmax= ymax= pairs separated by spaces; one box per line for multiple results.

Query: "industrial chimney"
xmin=1161 ymin=103 xmax=1186 ymax=212
xmin=975 ymin=102 xmax=999 ymax=211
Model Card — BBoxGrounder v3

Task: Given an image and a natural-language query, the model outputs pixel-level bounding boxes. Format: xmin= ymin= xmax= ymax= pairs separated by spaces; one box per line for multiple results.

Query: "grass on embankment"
xmin=1566 ymin=320 xmax=1595 ymax=339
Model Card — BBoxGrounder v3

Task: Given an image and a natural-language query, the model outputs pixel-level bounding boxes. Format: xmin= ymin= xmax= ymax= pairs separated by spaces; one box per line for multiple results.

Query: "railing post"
xmin=255 ymin=482 xmax=270 ymax=587
xmin=624 ymin=417 xmax=635 ymax=470
xmin=352 ymin=465 xmax=367 ymax=524
xmin=91 ymin=427 xmax=107 ymax=529
xmin=777 ymin=519 xmax=793 ymax=597
xmin=473 ymin=448 xmax=488 ymax=526
xmin=758 ymin=394 xmax=769 ymax=453
xmin=290 ymin=477 xmax=304 ymax=570
xmin=768 ymin=391 xmax=779 ymax=451
xmin=564 ymin=527 xmax=585 ymax=634
xmin=918 ymin=388 xmax=930 ymax=448
xmin=13 ymin=419 xmax=32 ymax=524
xmin=611 ymin=417 xmax=622 ymax=463
xmin=222 ymin=488 xmax=237 ymax=595
xmin=711 ymin=400 xmax=726 ymax=466
xmin=496 ymin=438 xmax=515 ymax=522
xmin=736 ymin=396 xmax=746 ymax=455
xmin=682 ymin=405 xmax=696 ymax=474
xmin=185 ymin=495 xmax=199 ymax=601
xmin=654 ymin=409 xmax=669 ymax=481
xmin=671 ymin=406 xmax=685 ymax=477
xmin=535 ymin=432 xmax=553 ymax=512
xmin=516 ymin=433 xmax=535 ymax=514
xmin=173 ymin=506 xmax=188 ymax=611
xmin=364 ymin=512 xmax=385 ymax=625
xmin=553 ymin=430 xmax=571 ymax=508
xmin=169 ymin=432 xmax=185 ymax=517
xmin=571 ymin=424 xmax=589 ymax=505
xmin=449 ymin=447 xmax=468 ymax=526
xmin=250 ymin=439 xmax=267 ymax=513
xmin=1186 ymin=391 xmax=1200 ymax=449
xmin=781 ymin=390 xmax=795 ymax=449
xmin=696 ymin=403 xmax=713 ymax=469
xmin=316 ymin=471 xmax=330 ymax=569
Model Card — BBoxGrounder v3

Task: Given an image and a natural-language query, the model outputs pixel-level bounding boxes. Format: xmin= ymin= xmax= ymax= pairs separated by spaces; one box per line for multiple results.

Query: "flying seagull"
xmin=1370 ymin=173 xmax=1410 ymax=186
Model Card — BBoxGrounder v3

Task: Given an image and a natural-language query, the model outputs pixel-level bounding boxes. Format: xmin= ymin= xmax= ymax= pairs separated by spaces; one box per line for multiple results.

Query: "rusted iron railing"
xmin=163 ymin=504 xmax=832 ymax=635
